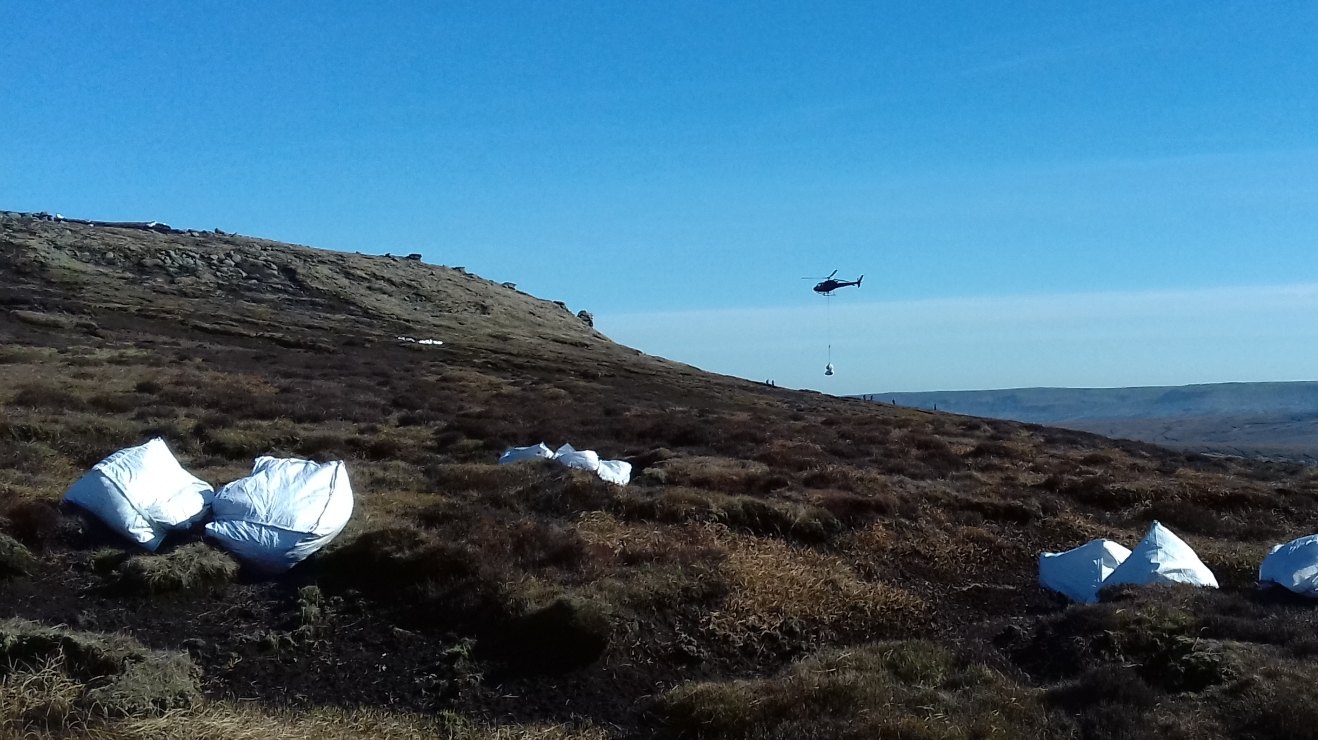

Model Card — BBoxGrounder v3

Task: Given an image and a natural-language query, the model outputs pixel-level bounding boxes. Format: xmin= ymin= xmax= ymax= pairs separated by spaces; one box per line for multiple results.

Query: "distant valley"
xmin=863 ymin=382 xmax=1318 ymax=464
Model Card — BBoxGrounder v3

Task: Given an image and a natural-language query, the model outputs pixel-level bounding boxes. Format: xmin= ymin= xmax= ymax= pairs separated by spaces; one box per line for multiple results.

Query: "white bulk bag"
xmin=500 ymin=443 xmax=631 ymax=486
xmin=63 ymin=438 xmax=212 ymax=551
xmin=553 ymin=444 xmax=600 ymax=472
xmin=595 ymin=459 xmax=633 ymax=486
xmin=1039 ymin=539 xmax=1132 ymax=603
xmin=1259 ymin=534 xmax=1318 ymax=596
xmin=205 ymin=457 xmax=353 ymax=572
xmin=499 ymin=443 xmax=555 ymax=465
xmin=1104 ymin=521 xmax=1218 ymax=589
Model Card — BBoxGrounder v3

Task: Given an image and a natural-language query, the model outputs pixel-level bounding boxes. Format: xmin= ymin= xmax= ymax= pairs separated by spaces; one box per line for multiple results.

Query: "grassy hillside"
xmin=4 ymin=212 xmax=1318 ymax=738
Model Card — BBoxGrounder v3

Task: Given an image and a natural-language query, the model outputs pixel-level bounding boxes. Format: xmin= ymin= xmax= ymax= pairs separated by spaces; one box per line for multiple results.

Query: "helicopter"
xmin=804 ymin=270 xmax=863 ymax=296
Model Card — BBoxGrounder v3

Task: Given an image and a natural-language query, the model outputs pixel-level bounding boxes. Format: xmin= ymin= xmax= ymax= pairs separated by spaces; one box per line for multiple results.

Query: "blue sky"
xmin=3 ymin=2 xmax=1316 ymax=392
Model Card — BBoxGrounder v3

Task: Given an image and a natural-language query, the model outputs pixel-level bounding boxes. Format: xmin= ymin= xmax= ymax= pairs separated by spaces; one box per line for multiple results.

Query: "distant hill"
xmin=863 ymin=383 xmax=1318 ymax=463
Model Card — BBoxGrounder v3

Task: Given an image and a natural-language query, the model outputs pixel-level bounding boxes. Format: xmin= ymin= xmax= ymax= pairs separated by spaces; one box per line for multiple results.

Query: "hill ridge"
xmin=865 ymin=382 xmax=1318 ymax=463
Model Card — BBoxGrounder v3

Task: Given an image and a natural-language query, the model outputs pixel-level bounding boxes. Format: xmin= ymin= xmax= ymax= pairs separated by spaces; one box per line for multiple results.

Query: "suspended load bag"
xmin=1039 ymin=539 xmax=1132 ymax=603
xmin=1259 ymin=534 xmax=1318 ymax=596
xmin=1103 ymin=521 xmax=1218 ymax=589
xmin=499 ymin=443 xmax=555 ymax=465
xmin=63 ymin=438 xmax=213 ymax=551
xmin=206 ymin=457 xmax=353 ymax=572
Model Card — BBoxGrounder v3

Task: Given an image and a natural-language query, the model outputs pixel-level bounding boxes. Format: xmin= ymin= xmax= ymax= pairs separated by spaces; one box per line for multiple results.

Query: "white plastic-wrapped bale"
xmin=499 ymin=443 xmax=555 ymax=465
xmin=1039 ymin=539 xmax=1132 ymax=603
xmin=1103 ymin=521 xmax=1218 ymax=590
xmin=63 ymin=438 xmax=212 ymax=551
xmin=553 ymin=444 xmax=600 ymax=472
xmin=1259 ymin=534 xmax=1318 ymax=596
xmin=205 ymin=457 xmax=353 ymax=572
xmin=595 ymin=459 xmax=632 ymax=486
xmin=499 ymin=443 xmax=631 ymax=486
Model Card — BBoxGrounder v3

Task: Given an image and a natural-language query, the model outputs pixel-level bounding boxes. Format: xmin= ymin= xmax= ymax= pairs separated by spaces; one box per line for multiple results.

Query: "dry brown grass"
xmin=0 ymin=621 xmax=200 ymax=723
xmin=705 ymin=533 xmax=926 ymax=644
xmin=0 ymin=657 xmax=84 ymax=736
xmin=612 ymin=486 xmax=842 ymax=544
xmin=425 ymin=462 xmax=555 ymax=495
xmin=752 ymin=440 xmax=829 ymax=472
xmin=657 ymin=640 xmax=1047 ymax=739
xmin=647 ymin=456 xmax=788 ymax=495
xmin=575 ymin=512 xmax=723 ymax=566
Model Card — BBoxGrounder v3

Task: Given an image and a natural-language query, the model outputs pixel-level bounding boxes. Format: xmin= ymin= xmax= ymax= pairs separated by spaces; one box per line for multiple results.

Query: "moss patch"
xmin=0 ymin=533 xmax=36 ymax=579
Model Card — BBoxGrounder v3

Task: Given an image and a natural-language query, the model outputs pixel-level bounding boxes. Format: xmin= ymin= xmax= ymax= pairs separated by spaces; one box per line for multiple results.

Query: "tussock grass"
xmin=0 ymin=660 xmax=609 ymax=739
xmin=649 ymin=456 xmax=789 ymax=495
xmin=575 ymin=512 xmax=724 ymax=568
xmin=0 ymin=533 xmax=37 ymax=578
xmin=809 ymin=489 xmax=901 ymax=526
xmin=799 ymin=464 xmax=889 ymax=492
xmin=753 ymin=440 xmax=829 ymax=472
xmin=0 ymin=412 xmax=144 ymax=470
xmin=110 ymin=544 xmax=238 ymax=596
xmin=657 ymin=640 xmax=1045 ymax=739
xmin=965 ymin=439 xmax=1031 ymax=461
xmin=0 ymin=656 xmax=84 ymax=735
xmin=706 ymin=535 xmax=926 ymax=644
xmin=0 ymin=345 xmax=55 ymax=365
xmin=10 ymin=310 xmax=90 ymax=331
xmin=321 ymin=524 xmax=612 ymax=674
xmin=193 ymin=420 xmax=293 ymax=461
xmin=616 ymin=487 xmax=841 ymax=544
xmin=491 ymin=596 xmax=611 ymax=675
xmin=992 ymin=585 xmax=1318 ymax=737
xmin=1015 ymin=589 xmax=1239 ymax=692
xmin=0 ymin=620 xmax=200 ymax=720
xmin=425 ymin=462 xmax=554 ymax=495
xmin=8 ymin=383 xmax=87 ymax=412
xmin=320 ymin=525 xmax=517 ymax=632
xmin=943 ymin=489 xmax=1044 ymax=525
xmin=575 ymin=513 xmax=729 ymax=609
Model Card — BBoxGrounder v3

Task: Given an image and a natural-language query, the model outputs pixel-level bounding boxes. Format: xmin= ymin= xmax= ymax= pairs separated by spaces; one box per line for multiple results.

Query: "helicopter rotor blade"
xmin=802 ymin=270 xmax=840 ymax=280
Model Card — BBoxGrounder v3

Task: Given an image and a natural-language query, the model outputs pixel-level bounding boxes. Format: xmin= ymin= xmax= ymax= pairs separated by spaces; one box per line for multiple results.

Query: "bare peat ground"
xmin=4 ymin=213 xmax=1318 ymax=738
